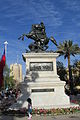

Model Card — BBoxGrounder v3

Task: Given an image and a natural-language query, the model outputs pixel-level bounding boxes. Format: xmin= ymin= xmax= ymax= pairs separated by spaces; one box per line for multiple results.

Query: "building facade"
xmin=10 ymin=63 xmax=22 ymax=84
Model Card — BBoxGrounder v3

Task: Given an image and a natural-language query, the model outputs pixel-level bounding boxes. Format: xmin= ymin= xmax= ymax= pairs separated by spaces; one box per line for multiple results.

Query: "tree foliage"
xmin=56 ymin=40 xmax=80 ymax=94
xmin=3 ymin=64 xmax=15 ymax=89
xmin=57 ymin=40 xmax=80 ymax=81
xmin=72 ymin=60 xmax=80 ymax=86
xmin=57 ymin=40 xmax=80 ymax=68
xmin=57 ymin=61 xmax=67 ymax=81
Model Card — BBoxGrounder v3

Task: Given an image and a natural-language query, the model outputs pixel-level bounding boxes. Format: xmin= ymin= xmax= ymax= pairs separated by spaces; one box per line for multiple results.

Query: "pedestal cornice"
xmin=22 ymin=52 xmax=59 ymax=61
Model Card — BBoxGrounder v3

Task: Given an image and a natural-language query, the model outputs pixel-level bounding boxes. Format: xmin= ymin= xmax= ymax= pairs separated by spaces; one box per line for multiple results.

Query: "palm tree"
xmin=57 ymin=40 xmax=80 ymax=70
xmin=56 ymin=40 xmax=80 ymax=93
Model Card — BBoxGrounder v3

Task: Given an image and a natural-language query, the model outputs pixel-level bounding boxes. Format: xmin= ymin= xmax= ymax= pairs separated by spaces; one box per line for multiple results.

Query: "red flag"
xmin=1 ymin=49 xmax=6 ymax=66
xmin=0 ymin=48 xmax=6 ymax=88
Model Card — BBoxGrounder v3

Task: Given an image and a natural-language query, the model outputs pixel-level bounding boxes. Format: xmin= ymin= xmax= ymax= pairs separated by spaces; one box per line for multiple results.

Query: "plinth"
xmin=23 ymin=52 xmax=70 ymax=109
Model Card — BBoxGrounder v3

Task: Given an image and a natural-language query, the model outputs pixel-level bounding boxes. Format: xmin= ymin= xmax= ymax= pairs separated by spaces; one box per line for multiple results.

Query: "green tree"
xmin=56 ymin=40 xmax=80 ymax=93
xmin=3 ymin=64 xmax=15 ymax=89
xmin=72 ymin=60 xmax=80 ymax=86
xmin=57 ymin=40 xmax=80 ymax=69
xmin=73 ymin=60 xmax=80 ymax=77
xmin=57 ymin=61 xmax=67 ymax=81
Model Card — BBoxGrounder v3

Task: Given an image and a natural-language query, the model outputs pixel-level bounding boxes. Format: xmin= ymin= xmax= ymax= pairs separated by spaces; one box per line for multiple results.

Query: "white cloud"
xmin=0 ymin=26 xmax=7 ymax=31
xmin=62 ymin=0 xmax=80 ymax=11
xmin=0 ymin=6 xmax=10 ymax=12
xmin=29 ymin=0 xmax=63 ymax=27
xmin=72 ymin=15 xmax=80 ymax=26
xmin=1 ymin=0 xmax=63 ymax=27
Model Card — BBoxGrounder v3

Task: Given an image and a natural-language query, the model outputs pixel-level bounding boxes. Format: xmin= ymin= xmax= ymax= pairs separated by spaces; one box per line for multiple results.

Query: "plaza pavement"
xmin=0 ymin=113 xmax=80 ymax=120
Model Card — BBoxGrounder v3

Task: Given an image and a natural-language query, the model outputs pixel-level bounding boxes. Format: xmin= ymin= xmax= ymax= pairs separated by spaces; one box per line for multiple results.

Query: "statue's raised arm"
xmin=18 ymin=22 xmax=58 ymax=52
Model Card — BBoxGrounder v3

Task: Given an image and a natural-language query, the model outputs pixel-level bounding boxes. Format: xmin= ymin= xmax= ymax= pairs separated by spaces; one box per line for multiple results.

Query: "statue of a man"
xmin=18 ymin=22 xmax=57 ymax=52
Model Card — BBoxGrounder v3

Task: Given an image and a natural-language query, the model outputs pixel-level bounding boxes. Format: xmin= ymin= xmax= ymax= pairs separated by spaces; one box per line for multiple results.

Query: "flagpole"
xmin=4 ymin=41 xmax=8 ymax=57
xmin=4 ymin=41 xmax=8 ymax=89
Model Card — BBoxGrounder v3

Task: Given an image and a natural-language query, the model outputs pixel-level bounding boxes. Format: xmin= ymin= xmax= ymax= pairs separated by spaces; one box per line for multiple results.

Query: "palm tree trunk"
xmin=68 ymin=54 xmax=70 ymax=82
xmin=68 ymin=54 xmax=70 ymax=70
xmin=68 ymin=54 xmax=73 ymax=94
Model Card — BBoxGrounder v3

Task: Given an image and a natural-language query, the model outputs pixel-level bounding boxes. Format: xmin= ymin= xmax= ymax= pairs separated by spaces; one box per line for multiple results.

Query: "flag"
xmin=1 ymin=49 xmax=6 ymax=66
xmin=0 ymin=48 xmax=6 ymax=88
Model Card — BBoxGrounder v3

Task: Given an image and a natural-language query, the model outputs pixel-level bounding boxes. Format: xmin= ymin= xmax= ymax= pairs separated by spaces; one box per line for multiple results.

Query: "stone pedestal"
xmin=23 ymin=52 xmax=71 ymax=109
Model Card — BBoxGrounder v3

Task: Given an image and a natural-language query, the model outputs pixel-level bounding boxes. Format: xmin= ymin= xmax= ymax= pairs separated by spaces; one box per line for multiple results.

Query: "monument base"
xmin=9 ymin=52 xmax=79 ymax=109
xmin=9 ymin=81 xmax=79 ymax=110
xmin=27 ymin=81 xmax=70 ymax=109
xmin=22 ymin=52 xmax=71 ymax=109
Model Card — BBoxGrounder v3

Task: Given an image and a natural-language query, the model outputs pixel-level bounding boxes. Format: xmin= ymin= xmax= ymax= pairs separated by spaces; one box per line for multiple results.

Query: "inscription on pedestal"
xmin=30 ymin=62 xmax=53 ymax=71
xmin=32 ymin=88 xmax=54 ymax=92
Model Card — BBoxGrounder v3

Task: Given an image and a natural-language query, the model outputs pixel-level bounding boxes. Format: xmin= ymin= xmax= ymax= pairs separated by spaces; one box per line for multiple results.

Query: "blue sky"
xmin=0 ymin=0 xmax=80 ymax=75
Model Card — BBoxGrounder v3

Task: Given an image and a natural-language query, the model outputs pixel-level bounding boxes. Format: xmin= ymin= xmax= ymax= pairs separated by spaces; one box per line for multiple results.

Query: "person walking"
xmin=27 ymin=98 xmax=32 ymax=120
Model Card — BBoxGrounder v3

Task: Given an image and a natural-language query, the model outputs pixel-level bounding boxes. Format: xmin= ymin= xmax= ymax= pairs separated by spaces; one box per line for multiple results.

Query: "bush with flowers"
xmin=32 ymin=107 xmax=80 ymax=115
xmin=1 ymin=106 xmax=80 ymax=116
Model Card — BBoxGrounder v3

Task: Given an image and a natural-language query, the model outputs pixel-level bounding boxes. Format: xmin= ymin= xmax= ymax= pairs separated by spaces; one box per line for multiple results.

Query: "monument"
xmin=18 ymin=22 xmax=72 ymax=109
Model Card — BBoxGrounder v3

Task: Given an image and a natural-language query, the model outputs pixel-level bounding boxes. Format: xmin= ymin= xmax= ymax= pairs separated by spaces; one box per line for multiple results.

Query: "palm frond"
xmin=57 ymin=39 xmax=80 ymax=67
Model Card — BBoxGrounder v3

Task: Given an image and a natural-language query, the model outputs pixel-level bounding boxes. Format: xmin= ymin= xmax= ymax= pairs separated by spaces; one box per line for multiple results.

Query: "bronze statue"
xmin=18 ymin=22 xmax=57 ymax=52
